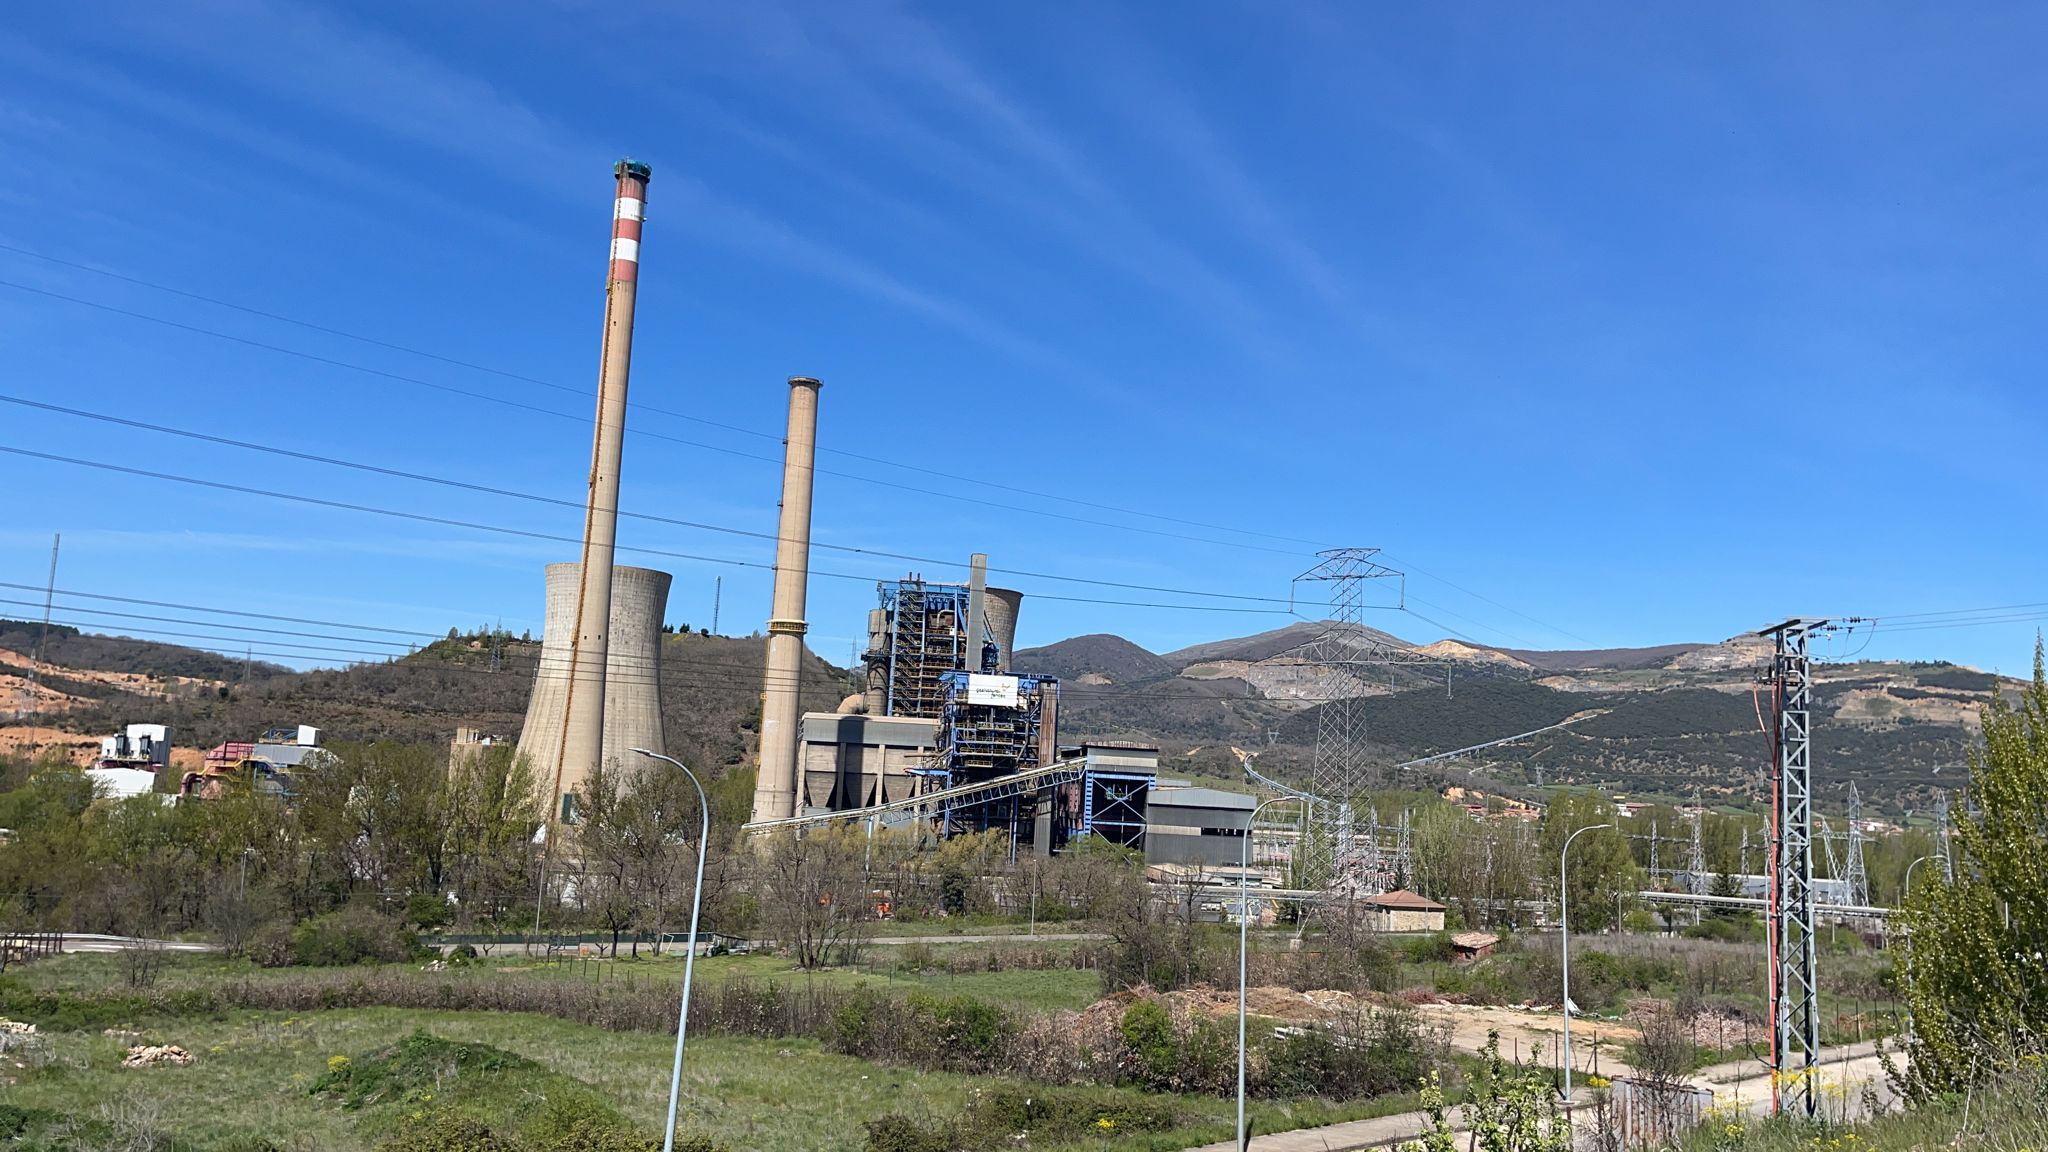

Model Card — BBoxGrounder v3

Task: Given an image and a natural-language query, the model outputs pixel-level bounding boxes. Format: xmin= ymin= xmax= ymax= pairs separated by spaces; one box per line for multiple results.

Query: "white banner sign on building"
xmin=965 ymin=673 xmax=1022 ymax=708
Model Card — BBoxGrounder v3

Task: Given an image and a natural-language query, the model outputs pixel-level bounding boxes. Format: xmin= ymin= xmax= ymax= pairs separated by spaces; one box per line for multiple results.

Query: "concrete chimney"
xmin=752 ymin=376 xmax=822 ymax=824
xmin=965 ymin=553 xmax=989 ymax=672
xmin=547 ymin=158 xmax=651 ymax=828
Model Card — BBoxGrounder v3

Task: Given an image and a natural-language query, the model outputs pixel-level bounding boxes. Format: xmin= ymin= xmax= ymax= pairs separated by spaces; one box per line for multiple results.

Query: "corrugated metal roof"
xmin=1148 ymin=786 xmax=1255 ymax=811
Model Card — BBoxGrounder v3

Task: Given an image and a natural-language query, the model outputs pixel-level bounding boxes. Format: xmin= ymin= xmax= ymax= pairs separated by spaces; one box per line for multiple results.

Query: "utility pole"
xmin=1935 ymin=793 xmax=1953 ymax=883
xmin=23 ymin=533 xmax=58 ymax=722
xmin=1759 ymin=618 xmax=1825 ymax=1119
xmin=1688 ymin=795 xmax=1707 ymax=895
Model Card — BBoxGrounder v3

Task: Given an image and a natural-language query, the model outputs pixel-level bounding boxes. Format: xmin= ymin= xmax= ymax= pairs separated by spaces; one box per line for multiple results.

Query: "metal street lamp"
xmin=634 ymin=749 xmax=711 ymax=1152
xmin=1902 ymin=853 xmax=1936 ymax=900
xmin=1559 ymin=822 xmax=1612 ymax=1103
xmin=1237 ymin=796 xmax=1294 ymax=1151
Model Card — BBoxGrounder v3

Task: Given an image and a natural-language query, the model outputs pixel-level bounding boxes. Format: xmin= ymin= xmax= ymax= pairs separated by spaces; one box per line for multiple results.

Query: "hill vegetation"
xmin=0 ymin=618 xmax=287 ymax=682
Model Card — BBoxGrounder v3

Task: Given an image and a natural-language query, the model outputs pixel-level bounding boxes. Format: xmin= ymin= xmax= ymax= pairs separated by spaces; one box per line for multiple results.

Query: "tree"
xmin=753 ymin=826 xmax=874 ymax=969
xmin=294 ymin=742 xmax=449 ymax=898
xmin=1898 ymin=641 xmax=2048 ymax=1096
xmin=441 ymin=745 xmax=539 ymax=920
xmin=573 ymin=759 xmax=710 ymax=955
xmin=1410 ymin=1032 xmax=1570 ymax=1152
xmin=1539 ymin=795 xmax=1639 ymax=933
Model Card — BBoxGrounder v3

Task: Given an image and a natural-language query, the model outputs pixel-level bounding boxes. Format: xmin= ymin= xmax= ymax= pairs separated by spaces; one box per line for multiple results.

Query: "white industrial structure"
xmin=87 ymin=723 xmax=171 ymax=799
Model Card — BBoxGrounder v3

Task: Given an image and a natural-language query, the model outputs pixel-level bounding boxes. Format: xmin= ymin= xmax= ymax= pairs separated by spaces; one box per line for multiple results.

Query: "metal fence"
xmin=0 ymin=932 xmax=64 ymax=970
xmin=1607 ymin=1077 xmax=1714 ymax=1148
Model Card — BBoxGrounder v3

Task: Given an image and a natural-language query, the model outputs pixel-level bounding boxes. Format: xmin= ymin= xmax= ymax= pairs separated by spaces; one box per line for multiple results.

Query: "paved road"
xmin=1181 ymin=1042 xmax=1895 ymax=1152
xmin=867 ymin=931 xmax=1107 ymax=945
xmin=56 ymin=933 xmax=219 ymax=955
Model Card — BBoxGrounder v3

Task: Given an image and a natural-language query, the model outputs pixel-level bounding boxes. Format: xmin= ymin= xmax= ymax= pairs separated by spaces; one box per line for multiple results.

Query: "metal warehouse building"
xmin=1143 ymin=785 xmax=1255 ymax=868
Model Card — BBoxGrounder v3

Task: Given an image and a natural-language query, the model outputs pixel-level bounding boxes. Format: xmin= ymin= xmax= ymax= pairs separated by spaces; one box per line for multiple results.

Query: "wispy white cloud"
xmin=663 ymin=1 xmax=1289 ymax=362
xmin=0 ymin=38 xmax=557 ymax=254
xmin=75 ymin=0 xmax=1085 ymax=379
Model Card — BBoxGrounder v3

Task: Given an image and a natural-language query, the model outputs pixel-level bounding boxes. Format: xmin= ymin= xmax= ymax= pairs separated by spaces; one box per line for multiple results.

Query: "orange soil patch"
xmin=0 ymin=647 xmax=223 ymax=706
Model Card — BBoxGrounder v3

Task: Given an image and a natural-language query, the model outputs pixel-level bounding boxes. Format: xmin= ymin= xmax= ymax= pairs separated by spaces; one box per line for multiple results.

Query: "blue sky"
xmin=1 ymin=2 xmax=2043 ymax=675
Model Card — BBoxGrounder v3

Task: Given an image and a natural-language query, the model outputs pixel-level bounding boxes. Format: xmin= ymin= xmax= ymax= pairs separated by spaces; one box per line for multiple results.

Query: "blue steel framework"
xmin=930 ymin=670 xmax=1056 ymax=849
xmin=873 ymin=579 xmax=974 ymax=719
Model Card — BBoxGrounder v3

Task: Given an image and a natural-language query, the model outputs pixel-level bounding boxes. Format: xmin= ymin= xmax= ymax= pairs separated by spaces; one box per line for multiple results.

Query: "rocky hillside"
xmin=1016 ymin=620 xmax=2007 ymax=820
xmin=4 ymin=616 xmax=2011 ymax=821
xmin=2 ymin=627 xmax=844 ymax=782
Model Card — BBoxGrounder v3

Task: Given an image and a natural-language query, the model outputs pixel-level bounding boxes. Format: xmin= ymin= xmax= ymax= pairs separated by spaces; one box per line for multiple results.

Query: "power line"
xmin=5 ymin=584 xmax=1311 ymax=702
xmin=0 ymin=240 xmax=1322 ymax=550
xmin=0 ymin=581 xmax=455 ymax=640
xmin=0 ymin=443 xmax=1310 ymax=616
xmin=0 ymin=276 xmax=1307 ymax=557
xmin=1377 ymin=550 xmax=1597 ymax=647
xmin=0 ymin=597 xmax=418 ymax=650
xmin=0 ymin=394 xmax=1311 ymax=606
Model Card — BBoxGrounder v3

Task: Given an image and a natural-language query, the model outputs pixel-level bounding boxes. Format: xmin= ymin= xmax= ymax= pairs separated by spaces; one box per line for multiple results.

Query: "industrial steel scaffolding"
xmin=932 ymin=670 xmax=1056 ymax=782
xmin=873 ymin=579 xmax=971 ymax=719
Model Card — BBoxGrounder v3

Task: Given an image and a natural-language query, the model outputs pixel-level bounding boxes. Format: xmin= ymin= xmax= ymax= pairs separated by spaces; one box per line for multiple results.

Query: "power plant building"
xmin=797 ymin=712 xmax=939 ymax=811
xmin=741 ymin=375 xmax=1171 ymax=857
xmin=517 ymin=562 xmax=670 ymax=821
xmin=1143 ymin=784 xmax=1255 ymax=868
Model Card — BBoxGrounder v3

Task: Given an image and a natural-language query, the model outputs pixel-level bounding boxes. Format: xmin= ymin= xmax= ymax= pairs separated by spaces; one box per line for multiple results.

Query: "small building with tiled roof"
xmin=1450 ymin=931 xmax=1500 ymax=963
xmin=1360 ymin=888 xmax=1446 ymax=932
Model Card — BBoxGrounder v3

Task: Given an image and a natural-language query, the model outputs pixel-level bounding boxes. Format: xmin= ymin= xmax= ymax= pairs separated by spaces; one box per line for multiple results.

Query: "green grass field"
xmin=0 ymin=953 xmax=1411 ymax=1152
xmin=0 ymin=1007 xmax=1397 ymax=1151
xmin=9 ymin=949 xmax=1109 ymax=1015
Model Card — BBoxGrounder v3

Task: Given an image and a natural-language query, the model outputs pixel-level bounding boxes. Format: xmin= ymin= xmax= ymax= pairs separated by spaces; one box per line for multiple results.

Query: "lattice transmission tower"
xmin=1289 ymin=548 xmax=1434 ymax=893
xmin=1760 ymin=618 xmax=1826 ymax=1119
xmin=1843 ymin=783 xmax=1869 ymax=908
xmin=1689 ymin=793 xmax=1708 ymax=896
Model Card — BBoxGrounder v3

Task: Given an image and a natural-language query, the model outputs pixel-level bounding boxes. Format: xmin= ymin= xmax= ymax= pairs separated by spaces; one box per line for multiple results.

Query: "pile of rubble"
xmin=121 ymin=1044 xmax=194 ymax=1068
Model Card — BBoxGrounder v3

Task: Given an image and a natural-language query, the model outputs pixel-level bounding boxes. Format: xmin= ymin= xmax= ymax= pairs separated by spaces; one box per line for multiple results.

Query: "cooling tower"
xmin=982 ymin=587 xmax=1023 ymax=672
xmin=518 ymin=562 xmax=670 ymax=818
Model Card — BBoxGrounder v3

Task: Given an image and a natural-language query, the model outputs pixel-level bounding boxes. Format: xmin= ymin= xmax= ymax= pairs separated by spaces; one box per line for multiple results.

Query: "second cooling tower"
xmin=517 ymin=562 xmax=670 ymax=818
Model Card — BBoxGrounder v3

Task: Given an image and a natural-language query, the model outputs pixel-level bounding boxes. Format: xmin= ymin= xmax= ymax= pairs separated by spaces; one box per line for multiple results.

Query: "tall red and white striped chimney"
xmin=548 ymin=159 xmax=653 ymax=829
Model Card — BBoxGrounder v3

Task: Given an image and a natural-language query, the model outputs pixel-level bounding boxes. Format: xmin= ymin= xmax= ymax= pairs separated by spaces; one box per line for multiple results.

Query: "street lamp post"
xmin=1898 ymin=853 xmax=1939 ymax=1040
xmin=1237 ymin=796 xmax=1293 ymax=1152
xmin=1559 ymin=822 xmax=1612 ymax=1103
xmin=634 ymin=749 xmax=711 ymax=1152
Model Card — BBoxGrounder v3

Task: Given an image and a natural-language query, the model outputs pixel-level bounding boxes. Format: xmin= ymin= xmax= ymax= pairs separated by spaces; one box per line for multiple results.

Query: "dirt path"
xmin=1178 ymin=1041 xmax=1898 ymax=1152
xmin=1414 ymin=1002 xmax=1641 ymax=1076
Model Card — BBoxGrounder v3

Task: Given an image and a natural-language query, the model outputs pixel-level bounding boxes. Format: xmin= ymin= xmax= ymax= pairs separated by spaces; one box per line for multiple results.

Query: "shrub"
xmin=312 ymin=1031 xmax=534 ymax=1107
xmin=910 ymin=992 xmax=1012 ymax=1072
xmin=249 ymin=921 xmax=297 ymax=968
xmin=402 ymin=892 xmax=452 ymax=931
xmin=291 ymin=908 xmax=417 ymax=967
xmin=1403 ymin=932 xmax=1456 ymax=964
xmin=863 ymin=1114 xmax=953 ymax=1152
xmin=1118 ymin=999 xmax=1179 ymax=1089
xmin=376 ymin=1114 xmax=516 ymax=1152
xmin=864 ymin=1086 xmax=1180 ymax=1152
xmin=522 ymin=1092 xmax=662 ymax=1151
